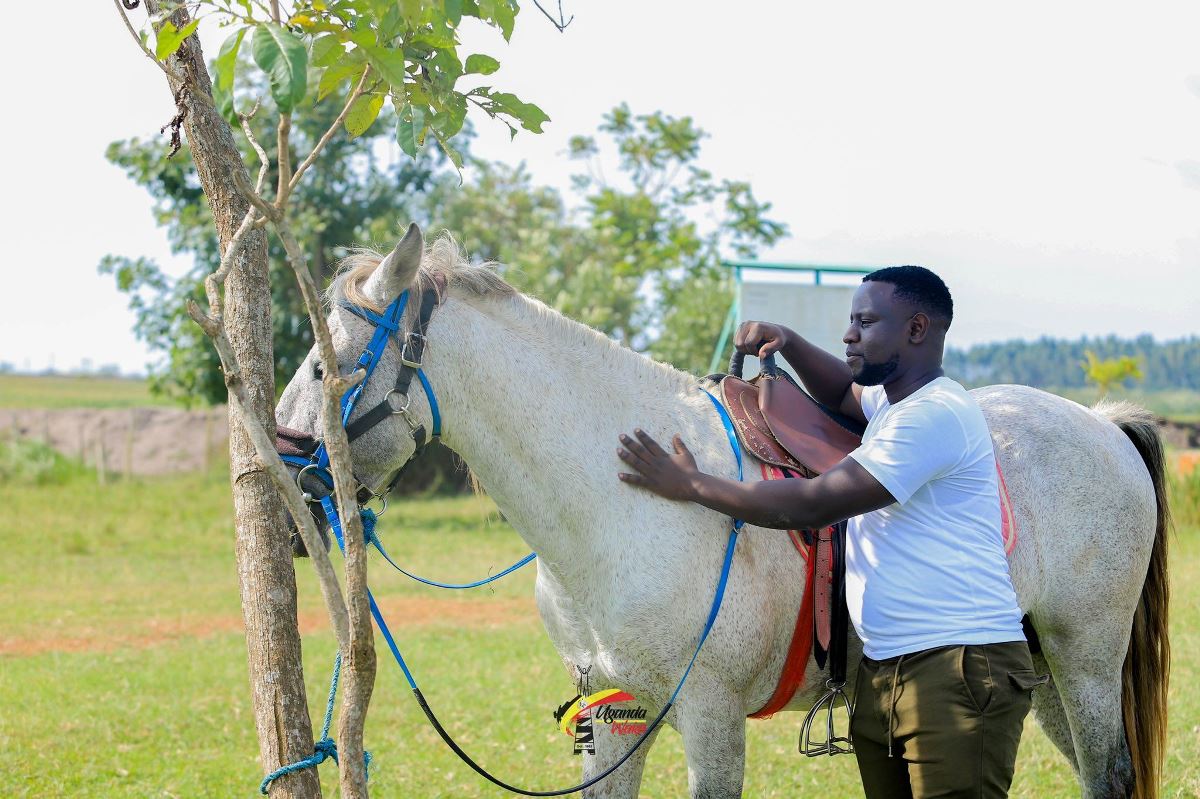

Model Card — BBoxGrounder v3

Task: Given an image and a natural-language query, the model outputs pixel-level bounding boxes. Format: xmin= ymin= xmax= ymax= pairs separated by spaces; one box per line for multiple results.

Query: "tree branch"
xmin=531 ymin=0 xmax=574 ymax=31
xmin=273 ymin=218 xmax=376 ymax=799
xmin=112 ymin=0 xmax=186 ymax=83
xmin=187 ymin=299 xmax=352 ymax=655
xmin=276 ymin=113 xmax=294 ymax=207
xmin=288 ymin=68 xmax=371 ymax=194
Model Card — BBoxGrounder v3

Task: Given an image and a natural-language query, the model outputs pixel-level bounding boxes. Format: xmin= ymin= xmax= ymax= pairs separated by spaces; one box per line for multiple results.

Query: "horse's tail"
xmin=1094 ymin=399 xmax=1171 ymax=799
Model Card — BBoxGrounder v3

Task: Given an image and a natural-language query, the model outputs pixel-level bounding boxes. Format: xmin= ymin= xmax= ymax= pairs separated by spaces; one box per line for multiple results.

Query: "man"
xmin=615 ymin=266 xmax=1035 ymax=799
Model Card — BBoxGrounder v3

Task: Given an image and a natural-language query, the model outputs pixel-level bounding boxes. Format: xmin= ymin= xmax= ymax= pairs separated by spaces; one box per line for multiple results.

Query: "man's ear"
xmin=363 ymin=222 xmax=424 ymax=306
xmin=908 ymin=312 xmax=931 ymax=344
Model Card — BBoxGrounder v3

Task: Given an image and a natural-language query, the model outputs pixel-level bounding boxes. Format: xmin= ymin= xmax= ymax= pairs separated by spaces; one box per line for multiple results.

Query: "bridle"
xmin=276 ymin=276 xmax=443 ymax=517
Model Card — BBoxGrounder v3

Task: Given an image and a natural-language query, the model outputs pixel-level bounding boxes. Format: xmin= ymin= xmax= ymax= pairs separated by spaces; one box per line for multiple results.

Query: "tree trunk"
xmin=143 ymin=4 xmax=321 ymax=796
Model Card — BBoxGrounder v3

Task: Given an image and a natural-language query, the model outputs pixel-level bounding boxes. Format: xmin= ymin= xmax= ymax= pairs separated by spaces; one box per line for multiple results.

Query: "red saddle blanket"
xmin=747 ymin=459 xmax=1018 ymax=719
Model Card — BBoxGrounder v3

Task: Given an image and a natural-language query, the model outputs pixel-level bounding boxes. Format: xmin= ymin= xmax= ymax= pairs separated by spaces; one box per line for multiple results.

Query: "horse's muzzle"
xmin=276 ymin=425 xmax=333 ymax=558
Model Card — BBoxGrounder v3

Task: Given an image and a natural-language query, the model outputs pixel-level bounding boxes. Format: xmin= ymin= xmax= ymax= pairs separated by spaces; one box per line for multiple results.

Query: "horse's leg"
xmin=673 ymin=675 xmax=747 ymax=799
xmin=1039 ymin=631 xmax=1133 ymax=799
xmin=578 ymin=711 xmax=662 ymax=799
xmin=1028 ymin=650 xmax=1079 ymax=771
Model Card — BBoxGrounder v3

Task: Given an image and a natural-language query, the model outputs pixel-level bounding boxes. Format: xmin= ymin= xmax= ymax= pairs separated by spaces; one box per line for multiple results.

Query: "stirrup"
xmin=798 ymin=679 xmax=854 ymax=757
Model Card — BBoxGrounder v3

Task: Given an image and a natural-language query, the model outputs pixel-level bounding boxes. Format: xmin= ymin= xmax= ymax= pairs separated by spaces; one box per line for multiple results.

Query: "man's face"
xmin=843 ymin=282 xmax=911 ymax=386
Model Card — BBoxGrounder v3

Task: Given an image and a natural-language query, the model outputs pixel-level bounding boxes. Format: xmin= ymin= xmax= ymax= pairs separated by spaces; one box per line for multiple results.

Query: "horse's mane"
xmin=324 ymin=231 xmax=699 ymax=397
xmin=327 ymin=231 xmax=516 ymax=311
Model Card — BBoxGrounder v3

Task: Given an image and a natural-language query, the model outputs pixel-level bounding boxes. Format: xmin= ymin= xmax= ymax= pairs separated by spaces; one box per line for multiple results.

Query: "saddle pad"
xmin=748 ymin=463 xmax=820 ymax=719
xmin=997 ymin=458 xmax=1017 ymax=555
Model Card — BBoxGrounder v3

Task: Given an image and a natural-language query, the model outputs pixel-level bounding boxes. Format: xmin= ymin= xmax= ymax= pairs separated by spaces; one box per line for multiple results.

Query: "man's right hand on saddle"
xmin=734 ymin=321 xmax=793 ymax=360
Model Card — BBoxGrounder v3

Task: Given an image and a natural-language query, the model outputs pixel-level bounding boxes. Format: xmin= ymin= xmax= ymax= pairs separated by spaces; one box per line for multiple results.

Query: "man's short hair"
xmin=862 ymin=265 xmax=953 ymax=331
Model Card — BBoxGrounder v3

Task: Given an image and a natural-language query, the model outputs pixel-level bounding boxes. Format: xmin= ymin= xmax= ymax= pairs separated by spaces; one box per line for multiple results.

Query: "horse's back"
xmin=970 ymin=383 xmax=1157 ymax=617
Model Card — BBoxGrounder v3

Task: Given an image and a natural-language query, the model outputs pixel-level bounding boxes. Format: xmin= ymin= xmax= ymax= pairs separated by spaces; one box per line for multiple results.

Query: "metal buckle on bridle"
xmin=365 ymin=493 xmax=388 ymax=518
xmin=399 ymin=332 xmax=426 ymax=369
xmin=798 ymin=678 xmax=854 ymax=756
xmin=295 ymin=464 xmax=324 ymax=503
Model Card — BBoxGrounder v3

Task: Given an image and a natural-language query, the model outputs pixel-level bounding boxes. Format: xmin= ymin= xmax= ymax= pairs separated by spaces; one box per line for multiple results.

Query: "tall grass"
xmin=0 ymin=438 xmax=93 ymax=485
xmin=1169 ymin=463 xmax=1200 ymax=531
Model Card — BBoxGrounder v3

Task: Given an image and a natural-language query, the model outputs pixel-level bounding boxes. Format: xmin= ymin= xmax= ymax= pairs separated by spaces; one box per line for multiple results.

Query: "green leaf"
xmin=252 ymin=23 xmax=308 ymax=112
xmin=431 ymin=92 xmax=467 ymax=138
xmin=445 ymin=0 xmax=463 ymax=25
xmin=489 ymin=92 xmax=550 ymax=133
xmin=438 ymin=138 xmax=464 ymax=171
xmin=494 ymin=0 xmax=516 ymax=41
xmin=213 ymin=80 xmax=238 ymax=126
xmin=364 ymin=45 xmax=407 ymax=89
xmin=317 ymin=62 xmax=365 ymax=102
xmin=429 ymin=48 xmax=463 ymax=86
xmin=396 ymin=105 xmax=426 ymax=157
xmin=214 ymin=29 xmax=246 ymax=94
xmin=399 ymin=0 xmax=424 ymax=26
xmin=154 ymin=19 xmax=199 ymax=61
xmin=311 ymin=33 xmax=342 ymax=68
xmin=464 ymin=53 xmax=500 ymax=75
xmin=345 ymin=93 xmax=385 ymax=138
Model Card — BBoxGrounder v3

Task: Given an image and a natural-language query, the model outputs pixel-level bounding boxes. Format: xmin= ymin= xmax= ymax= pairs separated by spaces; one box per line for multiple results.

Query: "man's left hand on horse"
xmin=617 ymin=429 xmax=701 ymax=502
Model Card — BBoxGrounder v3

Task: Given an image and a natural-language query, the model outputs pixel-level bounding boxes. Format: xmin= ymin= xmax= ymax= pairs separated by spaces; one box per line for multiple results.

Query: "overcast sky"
xmin=3 ymin=1 xmax=1198 ymax=374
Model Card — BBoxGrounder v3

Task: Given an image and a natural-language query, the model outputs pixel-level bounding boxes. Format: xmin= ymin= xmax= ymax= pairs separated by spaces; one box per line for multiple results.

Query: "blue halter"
xmin=279 ymin=287 xmax=536 ymax=588
xmin=280 ymin=289 xmax=438 ymax=494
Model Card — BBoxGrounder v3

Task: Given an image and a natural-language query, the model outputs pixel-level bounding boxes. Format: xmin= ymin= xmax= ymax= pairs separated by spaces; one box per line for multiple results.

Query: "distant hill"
xmin=944 ymin=334 xmax=1200 ymax=391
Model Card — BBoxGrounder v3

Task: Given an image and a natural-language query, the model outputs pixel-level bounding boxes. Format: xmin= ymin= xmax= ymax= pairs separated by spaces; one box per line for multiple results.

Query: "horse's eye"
xmin=312 ymin=361 xmax=324 ymax=380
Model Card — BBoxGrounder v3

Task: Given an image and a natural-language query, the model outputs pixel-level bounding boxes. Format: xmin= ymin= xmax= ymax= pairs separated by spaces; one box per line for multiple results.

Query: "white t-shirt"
xmin=845 ymin=376 xmax=1024 ymax=660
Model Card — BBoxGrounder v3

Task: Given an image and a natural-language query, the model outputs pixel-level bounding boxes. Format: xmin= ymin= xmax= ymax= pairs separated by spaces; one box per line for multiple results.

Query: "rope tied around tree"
xmin=258 ymin=608 xmax=374 ymax=793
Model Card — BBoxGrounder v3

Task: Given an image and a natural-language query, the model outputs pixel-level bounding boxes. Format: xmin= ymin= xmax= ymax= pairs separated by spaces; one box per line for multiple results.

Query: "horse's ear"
xmin=364 ymin=222 xmax=424 ymax=305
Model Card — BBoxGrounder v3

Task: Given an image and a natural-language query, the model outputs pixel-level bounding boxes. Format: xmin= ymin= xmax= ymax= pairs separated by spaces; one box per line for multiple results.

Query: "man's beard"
xmin=853 ymin=353 xmax=900 ymax=386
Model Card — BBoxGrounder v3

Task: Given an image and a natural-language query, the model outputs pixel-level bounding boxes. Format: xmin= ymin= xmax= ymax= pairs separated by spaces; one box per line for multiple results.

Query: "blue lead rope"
xmin=258 ymin=651 xmax=373 ymax=794
xmin=361 ymin=508 xmax=538 ymax=590
xmin=266 ymin=384 xmax=745 ymax=795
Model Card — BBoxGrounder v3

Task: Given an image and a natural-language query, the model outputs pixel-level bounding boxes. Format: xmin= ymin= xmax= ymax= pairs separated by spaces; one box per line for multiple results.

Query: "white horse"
xmin=275 ymin=225 xmax=1170 ymax=799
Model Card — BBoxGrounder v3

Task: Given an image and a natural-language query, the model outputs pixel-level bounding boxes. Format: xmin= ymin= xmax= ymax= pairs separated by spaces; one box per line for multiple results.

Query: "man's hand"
xmin=617 ymin=428 xmax=700 ymax=501
xmin=734 ymin=321 xmax=793 ymax=360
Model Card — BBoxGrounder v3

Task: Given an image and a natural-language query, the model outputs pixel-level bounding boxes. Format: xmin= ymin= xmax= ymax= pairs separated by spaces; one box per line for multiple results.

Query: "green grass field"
xmin=1 ymin=444 xmax=1198 ymax=798
xmin=0 ymin=374 xmax=172 ymax=410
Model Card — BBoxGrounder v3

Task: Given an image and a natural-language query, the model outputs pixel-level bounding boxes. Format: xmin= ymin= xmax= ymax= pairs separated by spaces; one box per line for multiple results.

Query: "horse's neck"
xmin=421 ymin=290 xmax=703 ymax=574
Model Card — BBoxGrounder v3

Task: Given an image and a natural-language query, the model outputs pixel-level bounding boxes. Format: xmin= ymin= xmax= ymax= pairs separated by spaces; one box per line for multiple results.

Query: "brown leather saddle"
xmin=708 ymin=351 xmax=865 ymax=742
xmin=711 ymin=352 xmax=864 ymax=477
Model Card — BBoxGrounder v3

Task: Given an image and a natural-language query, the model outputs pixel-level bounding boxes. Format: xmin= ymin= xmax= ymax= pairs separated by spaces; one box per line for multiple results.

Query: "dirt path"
xmin=0 ymin=595 xmax=538 ymax=657
xmin=0 ymin=406 xmax=228 ymax=475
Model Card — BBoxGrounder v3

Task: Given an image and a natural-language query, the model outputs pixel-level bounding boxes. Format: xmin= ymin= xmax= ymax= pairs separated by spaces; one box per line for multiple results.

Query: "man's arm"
xmin=734 ymin=322 xmax=867 ymax=426
xmin=616 ymin=430 xmax=894 ymax=530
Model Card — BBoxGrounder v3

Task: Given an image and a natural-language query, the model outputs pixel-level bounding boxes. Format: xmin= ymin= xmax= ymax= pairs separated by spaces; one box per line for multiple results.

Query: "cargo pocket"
xmin=1007 ymin=669 xmax=1050 ymax=701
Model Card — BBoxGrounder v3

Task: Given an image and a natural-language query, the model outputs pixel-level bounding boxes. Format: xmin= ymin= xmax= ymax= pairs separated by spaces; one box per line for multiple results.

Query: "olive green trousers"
xmin=850 ymin=641 xmax=1046 ymax=799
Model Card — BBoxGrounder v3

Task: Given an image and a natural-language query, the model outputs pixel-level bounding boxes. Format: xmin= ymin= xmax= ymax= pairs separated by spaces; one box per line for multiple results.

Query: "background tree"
xmin=102 ymin=88 xmax=456 ymax=406
xmin=1082 ymin=350 xmax=1145 ymax=396
xmin=108 ymin=103 xmax=786 ymax=408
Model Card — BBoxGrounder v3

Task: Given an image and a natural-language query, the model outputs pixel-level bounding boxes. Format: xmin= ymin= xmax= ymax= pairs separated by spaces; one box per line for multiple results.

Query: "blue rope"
xmin=258 ymin=653 xmax=373 ymax=793
xmin=360 ymin=508 xmax=537 ymax=590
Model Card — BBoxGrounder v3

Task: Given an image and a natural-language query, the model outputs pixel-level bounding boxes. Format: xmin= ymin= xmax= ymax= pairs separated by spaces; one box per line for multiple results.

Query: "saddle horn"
xmin=729 ymin=350 xmax=780 ymax=380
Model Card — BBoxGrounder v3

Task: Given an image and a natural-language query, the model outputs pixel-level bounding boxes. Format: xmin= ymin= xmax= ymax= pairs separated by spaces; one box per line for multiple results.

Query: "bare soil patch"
xmin=0 ymin=406 xmax=228 ymax=475
xmin=0 ymin=595 xmax=537 ymax=657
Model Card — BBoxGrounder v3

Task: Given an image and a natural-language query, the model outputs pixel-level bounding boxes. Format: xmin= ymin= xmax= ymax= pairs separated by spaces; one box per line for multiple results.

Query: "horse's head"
xmin=274 ymin=222 xmax=441 ymax=556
